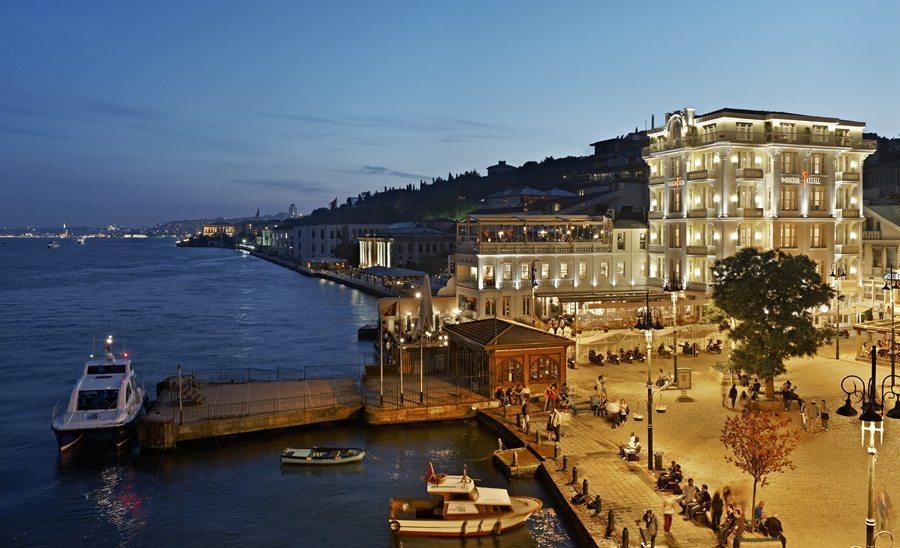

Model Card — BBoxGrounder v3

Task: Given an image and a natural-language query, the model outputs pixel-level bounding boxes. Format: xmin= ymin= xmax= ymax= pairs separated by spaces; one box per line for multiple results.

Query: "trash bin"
xmin=654 ymin=451 xmax=664 ymax=470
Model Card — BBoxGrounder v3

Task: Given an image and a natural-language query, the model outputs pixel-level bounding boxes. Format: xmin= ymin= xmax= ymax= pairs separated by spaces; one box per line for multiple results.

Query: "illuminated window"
xmin=781 ymin=152 xmax=797 ymax=174
xmin=502 ymin=296 xmax=511 ymax=317
xmin=810 ymin=186 xmax=825 ymax=211
xmin=600 ymin=263 xmax=609 ymax=277
xmin=810 ymin=224 xmax=824 ymax=248
xmin=779 ymin=225 xmax=797 ymax=248
xmin=780 ymin=187 xmax=798 ymax=211
xmin=617 ymin=262 xmax=626 ymax=276
xmin=559 ymin=262 xmax=569 ymax=279
xmin=541 ymin=263 xmax=549 ymax=278
xmin=811 ymin=153 xmax=825 ymax=175
xmin=736 ymin=122 xmax=753 ymax=142
xmin=578 ymin=261 xmax=587 ymax=278
xmin=617 ymin=233 xmax=625 ymax=250
xmin=502 ymin=263 xmax=512 ymax=281
xmin=520 ymin=263 xmax=529 ymax=280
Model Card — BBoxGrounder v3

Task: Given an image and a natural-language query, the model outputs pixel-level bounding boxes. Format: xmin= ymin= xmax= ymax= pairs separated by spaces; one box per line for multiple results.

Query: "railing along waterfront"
xmin=643 ymin=130 xmax=876 ymax=155
xmin=188 ymin=364 xmax=362 ymax=384
xmin=180 ymin=389 xmax=361 ymax=423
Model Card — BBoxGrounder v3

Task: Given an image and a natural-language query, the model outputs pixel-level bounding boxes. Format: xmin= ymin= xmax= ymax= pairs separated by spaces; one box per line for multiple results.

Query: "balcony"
xmin=837 ymin=171 xmax=860 ymax=182
xmin=736 ymin=167 xmax=764 ymax=179
xmin=465 ymin=241 xmax=613 ymax=255
xmin=667 ymin=210 xmax=684 ymax=219
xmin=864 ymin=230 xmax=883 ymax=240
xmin=806 ymin=210 xmax=830 ymax=218
xmin=648 ymin=277 xmax=664 ymax=288
xmin=739 ymin=207 xmax=764 ymax=218
xmin=686 ymin=169 xmax=711 ymax=181
xmin=457 ymin=276 xmax=477 ymax=288
xmin=649 ymin=211 xmax=665 ymax=219
xmin=838 ymin=208 xmax=861 ymax=219
xmin=643 ymin=130 xmax=876 ymax=156
xmin=498 ymin=280 xmax=518 ymax=290
xmin=686 ymin=245 xmax=714 ymax=256
xmin=687 ymin=208 xmax=712 ymax=218
xmin=649 ymin=175 xmax=666 ymax=185
xmin=686 ymin=281 xmax=710 ymax=292
xmin=836 ymin=245 xmax=859 ymax=255
xmin=649 ymin=245 xmax=666 ymax=254
xmin=779 ymin=209 xmax=802 ymax=218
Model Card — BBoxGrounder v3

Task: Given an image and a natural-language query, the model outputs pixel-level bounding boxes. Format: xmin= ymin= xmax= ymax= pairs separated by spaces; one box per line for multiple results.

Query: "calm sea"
xmin=0 ymin=238 xmax=573 ymax=547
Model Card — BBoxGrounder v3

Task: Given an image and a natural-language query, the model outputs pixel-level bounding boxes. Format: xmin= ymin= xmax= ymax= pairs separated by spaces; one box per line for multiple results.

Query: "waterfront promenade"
xmin=249 ymin=250 xmax=396 ymax=297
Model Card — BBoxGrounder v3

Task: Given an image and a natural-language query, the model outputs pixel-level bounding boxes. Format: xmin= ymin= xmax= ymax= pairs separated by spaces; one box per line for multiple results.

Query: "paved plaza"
xmin=558 ymin=335 xmax=898 ymax=547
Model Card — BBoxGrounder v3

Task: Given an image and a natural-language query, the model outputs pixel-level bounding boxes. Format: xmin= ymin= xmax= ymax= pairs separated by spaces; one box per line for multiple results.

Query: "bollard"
xmin=497 ymin=438 xmax=503 ymax=452
xmin=582 ymin=478 xmax=589 ymax=499
xmin=524 ymin=417 xmax=531 ymax=434
xmin=512 ymin=450 xmax=519 ymax=467
xmin=515 ymin=413 xmax=521 ymax=427
xmin=502 ymin=404 xmax=507 ymax=417
xmin=604 ymin=509 xmax=615 ymax=538
xmin=570 ymin=466 xmax=578 ymax=485
xmin=620 ymin=526 xmax=629 ymax=547
xmin=562 ymin=455 xmax=568 ymax=471
xmin=593 ymin=495 xmax=601 ymax=516
xmin=535 ymin=431 xmax=541 ymax=444
xmin=553 ymin=443 xmax=559 ymax=460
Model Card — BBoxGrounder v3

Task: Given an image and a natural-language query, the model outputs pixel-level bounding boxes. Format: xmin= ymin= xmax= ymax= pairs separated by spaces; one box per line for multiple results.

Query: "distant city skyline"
xmin=2 ymin=1 xmax=899 ymax=227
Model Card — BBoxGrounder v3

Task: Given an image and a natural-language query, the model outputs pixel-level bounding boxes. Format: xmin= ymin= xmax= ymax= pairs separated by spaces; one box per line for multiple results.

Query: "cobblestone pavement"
xmin=560 ymin=335 xmax=899 ymax=547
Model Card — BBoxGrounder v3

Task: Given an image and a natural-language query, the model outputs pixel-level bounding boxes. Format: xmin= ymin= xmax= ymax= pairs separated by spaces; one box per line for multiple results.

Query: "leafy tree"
xmin=712 ymin=248 xmax=834 ymax=396
xmin=720 ymin=409 xmax=799 ymax=529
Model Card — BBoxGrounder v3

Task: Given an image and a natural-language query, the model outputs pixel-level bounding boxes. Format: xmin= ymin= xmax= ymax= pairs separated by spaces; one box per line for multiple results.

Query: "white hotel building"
xmin=644 ymin=107 xmax=875 ymax=298
xmin=453 ymin=214 xmax=659 ymax=326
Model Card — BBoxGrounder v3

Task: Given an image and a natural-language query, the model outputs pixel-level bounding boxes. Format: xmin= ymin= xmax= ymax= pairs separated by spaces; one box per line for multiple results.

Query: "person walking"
xmin=638 ymin=509 xmax=658 ymax=547
xmin=548 ymin=407 xmax=562 ymax=442
xmin=710 ymin=490 xmax=724 ymax=532
xmin=878 ymin=485 xmax=893 ymax=533
xmin=608 ymin=398 xmax=621 ymax=428
xmin=800 ymin=400 xmax=809 ymax=432
xmin=619 ymin=399 xmax=629 ymax=425
xmin=662 ymin=494 xmax=677 ymax=534
xmin=729 ymin=383 xmax=738 ymax=409
xmin=820 ymin=399 xmax=830 ymax=431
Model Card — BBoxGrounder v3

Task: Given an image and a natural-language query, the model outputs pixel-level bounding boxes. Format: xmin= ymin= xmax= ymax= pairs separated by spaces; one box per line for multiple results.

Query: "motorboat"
xmin=388 ymin=464 xmax=542 ymax=537
xmin=75 ymin=237 xmax=86 ymax=246
xmin=281 ymin=447 xmax=366 ymax=465
xmin=51 ymin=336 xmax=145 ymax=453
xmin=47 ymin=241 xmax=60 ymax=249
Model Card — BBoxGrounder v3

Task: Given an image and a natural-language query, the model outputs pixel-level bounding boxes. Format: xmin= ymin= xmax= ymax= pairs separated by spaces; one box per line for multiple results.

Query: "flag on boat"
xmin=424 ymin=461 xmax=436 ymax=483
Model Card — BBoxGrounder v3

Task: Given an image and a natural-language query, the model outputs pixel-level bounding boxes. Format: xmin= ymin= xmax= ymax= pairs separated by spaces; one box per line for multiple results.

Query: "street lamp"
xmin=836 ymin=346 xmax=900 ymax=548
xmin=830 ymin=262 xmax=847 ymax=360
xmin=634 ymin=297 xmax=663 ymax=471
xmin=663 ymin=274 xmax=686 ymax=383
xmin=882 ymin=263 xmax=899 ymax=380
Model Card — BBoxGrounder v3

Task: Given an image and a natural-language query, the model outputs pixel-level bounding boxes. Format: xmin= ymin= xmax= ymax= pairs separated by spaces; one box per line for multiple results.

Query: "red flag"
xmin=424 ymin=461 xmax=435 ymax=483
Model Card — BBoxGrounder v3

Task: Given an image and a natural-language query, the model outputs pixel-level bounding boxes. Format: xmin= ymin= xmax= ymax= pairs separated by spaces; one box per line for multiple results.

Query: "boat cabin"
xmin=424 ymin=475 xmax=513 ymax=518
xmin=66 ymin=352 xmax=138 ymax=415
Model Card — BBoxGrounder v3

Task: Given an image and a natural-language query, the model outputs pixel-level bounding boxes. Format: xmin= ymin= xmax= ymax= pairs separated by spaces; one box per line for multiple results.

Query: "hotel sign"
xmin=782 ymin=176 xmax=802 ymax=184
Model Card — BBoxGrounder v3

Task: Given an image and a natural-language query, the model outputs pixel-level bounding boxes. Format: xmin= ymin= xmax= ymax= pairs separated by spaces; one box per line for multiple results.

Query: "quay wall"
xmin=248 ymin=250 xmax=393 ymax=297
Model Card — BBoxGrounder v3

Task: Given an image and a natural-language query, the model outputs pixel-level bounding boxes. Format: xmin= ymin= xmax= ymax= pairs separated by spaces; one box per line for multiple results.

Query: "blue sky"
xmin=2 ymin=0 xmax=898 ymax=227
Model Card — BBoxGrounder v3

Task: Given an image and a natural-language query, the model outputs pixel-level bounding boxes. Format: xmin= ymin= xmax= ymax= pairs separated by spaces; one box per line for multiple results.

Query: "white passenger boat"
xmin=281 ymin=447 xmax=366 ymax=465
xmin=47 ymin=241 xmax=60 ymax=249
xmin=388 ymin=465 xmax=542 ymax=537
xmin=51 ymin=337 xmax=145 ymax=453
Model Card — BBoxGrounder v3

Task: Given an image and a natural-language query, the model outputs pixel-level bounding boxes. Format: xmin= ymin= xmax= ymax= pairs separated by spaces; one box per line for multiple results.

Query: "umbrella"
xmin=414 ymin=275 xmax=434 ymax=337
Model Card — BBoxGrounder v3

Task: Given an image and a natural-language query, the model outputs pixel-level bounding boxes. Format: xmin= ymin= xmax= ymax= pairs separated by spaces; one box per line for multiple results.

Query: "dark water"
xmin=0 ymin=239 xmax=573 ymax=547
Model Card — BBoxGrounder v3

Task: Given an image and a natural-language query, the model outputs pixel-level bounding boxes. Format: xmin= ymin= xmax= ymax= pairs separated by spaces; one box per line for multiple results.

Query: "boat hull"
xmin=389 ymin=496 xmax=542 ymax=537
xmin=281 ymin=447 xmax=366 ymax=465
xmin=52 ymin=417 xmax=139 ymax=454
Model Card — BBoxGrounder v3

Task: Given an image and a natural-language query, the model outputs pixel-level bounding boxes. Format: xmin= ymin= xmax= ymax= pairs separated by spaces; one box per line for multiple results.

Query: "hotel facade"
xmin=643 ymin=108 xmax=875 ymax=298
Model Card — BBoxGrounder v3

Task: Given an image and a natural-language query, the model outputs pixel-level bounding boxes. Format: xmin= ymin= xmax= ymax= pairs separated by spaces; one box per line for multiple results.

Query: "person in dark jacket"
xmin=686 ymin=484 xmax=712 ymax=519
xmin=729 ymin=383 xmax=738 ymax=409
xmin=709 ymin=490 xmax=724 ymax=531
xmin=763 ymin=514 xmax=786 ymax=547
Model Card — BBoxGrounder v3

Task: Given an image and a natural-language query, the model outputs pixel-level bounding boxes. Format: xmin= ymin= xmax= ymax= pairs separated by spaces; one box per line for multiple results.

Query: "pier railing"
xmin=179 ymin=384 xmax=363 ymax=423
xmin=188 ymin=364 xmax=363 ymax=384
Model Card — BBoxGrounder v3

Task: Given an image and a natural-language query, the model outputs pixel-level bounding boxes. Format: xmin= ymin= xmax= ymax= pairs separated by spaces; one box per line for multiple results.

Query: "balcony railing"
xmin=838 ymin=208 xmax=861 ymax=219
xmin=837 ymin=171 xmax=860 ymax=182
xmin=687 ymin=208 xmax=712 ymax=218
xmin=457 ymin=276 xmax=477 ymax=288
xmin=836 ymin=245 xmax=859 ymax=255
xmin=736 ymin=167 xmax=764 ymax=179
xmin=686 ymin=245 xmax=714 ymax=256
xmin=649 ymin=175 xmax=666 ymax=185
xmin=667 ymin=210 xmax=684 ymax=219
xmin=643 ymin=130 xmax=876 ymax=155
xmin=461 ymin=241 xmax=613 ymax=255
xmin=648 ymin=277 xmax=664 ymax=288
xmin=498 ymin=280 xmax=518 ymax=289
xmin=807 ymin=210 xmax=830 ymax=218
xmin=686 ymin=281 xmax=709 ymax=292
xmin=649 ymin=211 xmax=665 ymax=219
xmin=739 ymin=207 xmax=764 ymax=218
xmin=779 ymin=210 xmax=802 ymax=218
xmin=864 ymin=230 xmax=883 ymax=240
xmin=649 ymin=245 xmax=666 ymax=254
xmin=686 ymin=169 xmax=711 ymax=181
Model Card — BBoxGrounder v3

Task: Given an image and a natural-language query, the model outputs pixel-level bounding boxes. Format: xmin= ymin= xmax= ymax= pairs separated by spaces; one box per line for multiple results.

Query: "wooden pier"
xmin=139 ymin=372 xmax=362 ymax=449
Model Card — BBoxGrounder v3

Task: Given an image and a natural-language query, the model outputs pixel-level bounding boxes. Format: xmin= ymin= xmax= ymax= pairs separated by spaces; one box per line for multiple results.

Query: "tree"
xmin=720 ymin=409 xmax=799 ymax=529
xmin=712 ymin=248 xmax=834 ymax=397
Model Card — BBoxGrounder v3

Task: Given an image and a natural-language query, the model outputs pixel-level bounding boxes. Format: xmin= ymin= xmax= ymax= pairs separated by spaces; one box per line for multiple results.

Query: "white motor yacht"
xmin=51 ymin=337 xmax=145 ymax=453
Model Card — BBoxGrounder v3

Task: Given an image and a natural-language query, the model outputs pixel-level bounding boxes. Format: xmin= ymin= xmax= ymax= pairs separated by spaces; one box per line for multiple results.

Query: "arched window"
xmin=499 ymin=358 xmax=523 ymax=384
xmin=529 ymin=355 xmax=560 ymax=382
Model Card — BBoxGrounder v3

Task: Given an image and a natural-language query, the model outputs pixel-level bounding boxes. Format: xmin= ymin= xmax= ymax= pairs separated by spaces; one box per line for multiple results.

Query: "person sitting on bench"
xmin=677 ymin=478 xmax=698 ymax=512
xmin=619 ymin=434 xmax=640 ymax=459
xmin=685 ymin=484 xmax=711 ymax=520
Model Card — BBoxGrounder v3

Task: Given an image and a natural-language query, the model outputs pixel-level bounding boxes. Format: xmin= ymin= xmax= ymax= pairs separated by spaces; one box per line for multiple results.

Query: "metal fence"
xmin=179 ymin=387 xmax=362 ymax=423
xmin=187 ymin=364 xmax=363 ymax=384
xmin=365 ymin=346 xmax=491 ymax=408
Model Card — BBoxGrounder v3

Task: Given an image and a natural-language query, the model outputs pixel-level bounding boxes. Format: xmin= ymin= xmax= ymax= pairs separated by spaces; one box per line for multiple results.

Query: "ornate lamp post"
xmin=830 ymin=262 xmax=847 ymax=360
xmin=882 ymin=263 xmax=899 ymax=379
xmin=634 ymin=296 xmax=664 ymax=471
xmin=835 ymin=346 xmax=900 ymax=548
xmin=663 ymin=274 xmax=686 ymax=383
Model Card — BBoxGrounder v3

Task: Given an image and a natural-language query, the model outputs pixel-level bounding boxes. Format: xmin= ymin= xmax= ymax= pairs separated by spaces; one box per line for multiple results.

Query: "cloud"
xmin=230 ymin=178 xmax=331 ymax=193
xmin=85 ymin=99 xmax=162 ymax=120
xmin=248 ymin=110 xmax=533 ymax=135
xmin=360 ymin=165 xmax=431 ymax=180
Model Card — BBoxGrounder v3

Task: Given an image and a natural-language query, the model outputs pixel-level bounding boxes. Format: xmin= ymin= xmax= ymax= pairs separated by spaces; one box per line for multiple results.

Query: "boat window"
xmin=87 ymin=364 xmax=126 ymax=374
xmin=77 ymin=389 xmax=120 ymax=411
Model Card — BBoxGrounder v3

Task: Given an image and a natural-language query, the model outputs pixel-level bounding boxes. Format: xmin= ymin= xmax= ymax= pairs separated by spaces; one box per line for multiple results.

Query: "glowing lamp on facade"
xmin=730 ymin=195 xmax=738 ymax=203
xmin=755 ymin=157 xmax=762 ymax=165
xmin=693 ymin=268 xmax=701 ymax=277
xmin=850 ymin=232 xmax=858 ymax=240
xmin=713 ymin=232 xmax=720 ymax=241
xmin=498 ymin=231 xmax=504 ymax=238
xmin=850 ymin=197 xmax=858 ymax=205
xmin=731 ymin=232 xmax=738 ymax=241
xmin=713 ymin=194 xmax=720 ymax=203
xmin=714 ymin=155 xmax=720 ymax=164
xmin=755 ymin=197 xmax=763 ymax=207
xmin=850 ymin=266 xmax=858 ymax=274
xmin=695 ymin=159 xmax=702 ymax=167
xmin=731 ymin=155 xmax=738 ymax=164
xmin=851 ymin=160 xmax=858 ymax=169
xmin=415 ymin=292 xmax=422 ymax=299
xmin=650 ymin=232 xmax=657 ymax=241
xmin=820 ymin=304 xmax=830 ymax=313
xmin=754 ymin=231 xmax=762 ymax=240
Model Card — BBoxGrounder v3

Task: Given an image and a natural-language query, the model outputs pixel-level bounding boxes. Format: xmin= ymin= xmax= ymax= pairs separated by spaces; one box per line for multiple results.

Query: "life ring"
xmin=389 ymin=520 xmax=401 ymax=532
xmin=492 ymin=520 xmax=502 ymax=536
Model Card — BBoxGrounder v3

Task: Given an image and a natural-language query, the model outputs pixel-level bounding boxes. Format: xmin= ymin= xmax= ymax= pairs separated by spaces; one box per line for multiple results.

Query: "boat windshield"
xmin=87 ymin=364 xmax=126 ymax=374
xmin=77 ymin=389 xmax=120 ymax=411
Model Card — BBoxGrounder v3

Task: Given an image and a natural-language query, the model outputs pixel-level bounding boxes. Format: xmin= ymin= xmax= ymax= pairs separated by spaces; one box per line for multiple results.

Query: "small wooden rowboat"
xmin=281 ymin=447 xmax=366 ymax=465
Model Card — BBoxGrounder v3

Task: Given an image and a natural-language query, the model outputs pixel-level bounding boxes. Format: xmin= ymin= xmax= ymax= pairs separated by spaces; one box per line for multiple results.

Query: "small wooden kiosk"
xmin=444 ymin=318 xmax=574 ymax=391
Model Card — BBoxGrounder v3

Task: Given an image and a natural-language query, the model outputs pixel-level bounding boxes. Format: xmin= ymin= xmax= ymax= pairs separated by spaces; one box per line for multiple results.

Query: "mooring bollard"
xmin=497 ymin=438 xmax=503 ymax=452
xmin=524 ymin=417 xmax=531 ymax=434
xmin=620 ymin=526 xmax=629 ymax=547
xmin=604 ymin=509 xmax=615 ymax=538
xmin=593 ymin=495 xmax=602 ymax=516
xmin=562 ymin=455 xmax=568 ymax=471
xmin=511 ymin=450 xmax=519 ymax=467
xmin=535 ymin=431 xmax=541 ymax=444
xmin=582 ymin=478 xmax=589 ymax=499
xmin=515 ymin=413 xmax=521 ymax=427
xmin=570 ymin=466 xmax=578 ymax=485
xmin=553 ymin=443 xmax=559 ymax=460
